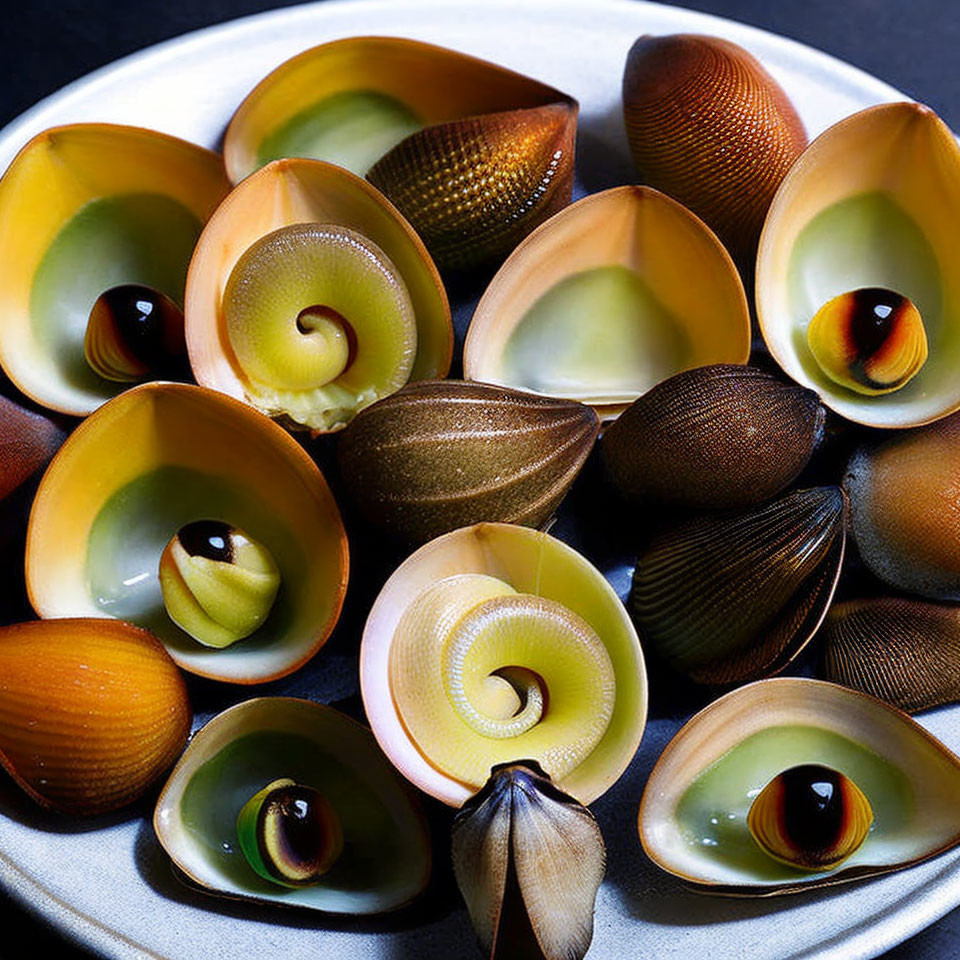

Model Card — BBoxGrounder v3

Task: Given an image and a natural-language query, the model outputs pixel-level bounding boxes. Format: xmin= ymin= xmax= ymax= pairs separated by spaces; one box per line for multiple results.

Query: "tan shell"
xmin=464 ymin=186 xmax=750 ymax=418
xmin=757 ymin=102 xmax=960 ymax=428
xmin=623 ymin=34 xmax=806 ymax=265
xmin=0 ymin=394 xmax=66 ymax=502
xmin=640 ymin=678 xmax=960 ymax=894
xmin=337 ymin=379 xmax=599 ymax=542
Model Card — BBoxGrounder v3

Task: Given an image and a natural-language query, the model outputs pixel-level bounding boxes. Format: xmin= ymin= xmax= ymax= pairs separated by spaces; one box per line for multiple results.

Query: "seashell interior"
xmin=640 ymin=678 xmax=960 ymax=894
xmin=360 ymin=522 xmax=647 ymax=806
xmin=26 ymin=382 xmax=348 ymax=684
xmin=223 ymin=36 xmax=573 ymax=182
xmin=757 ymin=102 xmax=960 ymax=428
xmin=185 ymin=159 xmax=451 ymax=432
xmin=0 ymin=124 xmax=229 ymax=416
xmin=464 ymin=186 xmax=749 ymax=417
xmin=154 ymin=697 xmax=430 ymax=914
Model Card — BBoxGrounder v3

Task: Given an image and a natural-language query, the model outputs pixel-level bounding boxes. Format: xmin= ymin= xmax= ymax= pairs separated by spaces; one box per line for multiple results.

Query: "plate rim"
xmin=0 ymin=2 xmax=945 ymax=959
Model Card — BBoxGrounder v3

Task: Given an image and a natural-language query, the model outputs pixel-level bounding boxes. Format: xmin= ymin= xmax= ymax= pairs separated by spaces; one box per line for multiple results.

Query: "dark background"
xmin=2 ymin=1 xmax=959 ymax=957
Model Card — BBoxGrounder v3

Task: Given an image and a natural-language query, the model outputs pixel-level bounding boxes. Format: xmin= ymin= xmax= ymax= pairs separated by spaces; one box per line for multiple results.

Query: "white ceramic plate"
xmin=3 ymin=1 xmax=956 ymax=958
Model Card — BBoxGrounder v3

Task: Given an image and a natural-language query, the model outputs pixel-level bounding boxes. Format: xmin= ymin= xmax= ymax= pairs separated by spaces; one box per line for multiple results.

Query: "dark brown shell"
xmin=622 ymin=34 xmax=807 ymax=264
xmin=819 ymin=598 xmax=960 ymax=713
xmin=0 ymin=393 xmax=67 ymax=502
xmin=630 ymin=486 xmax=846 ymax=684
xmin=367 ymin=103 xmax=576 ymax=273
xmin=601 ymin=364 xmax=824 ymax=509
xmin=337 ymin=379 xmax=598 ymax=543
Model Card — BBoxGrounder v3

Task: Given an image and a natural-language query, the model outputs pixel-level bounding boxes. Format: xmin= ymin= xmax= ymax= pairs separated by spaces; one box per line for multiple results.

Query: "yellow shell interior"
xmin=26 ymin=382 xmax=348 ymax=683
xmin=464 ymin=186 xmax=750 ymax=417
xmin=0 ymin=124 xmax=229 ymax=415
xmin=184 ymin=158 xmax=451 ymax=432
xmin=640 ymin=678 xmax=960 ymax=892
xmin=757 ymin=102 xmax=960 ymax=428
xmin=360 ymin=522 xmax=647 ymax=806
xmin=223 ymin=35 xmax=572 ymax=183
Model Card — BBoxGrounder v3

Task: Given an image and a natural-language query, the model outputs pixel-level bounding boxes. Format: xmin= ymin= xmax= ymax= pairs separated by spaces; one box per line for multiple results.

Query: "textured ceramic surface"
xmin=5 ymin=2 xmax=949 ymax=960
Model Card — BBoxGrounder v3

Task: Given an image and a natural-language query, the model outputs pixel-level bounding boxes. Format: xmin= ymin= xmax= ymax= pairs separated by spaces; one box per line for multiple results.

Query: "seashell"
xmin=805 ymin=287 xmax=928 ymax=396
xmin=223 ymin=36 xmax=577 ymax=272
xmin=452 ymin=760 xmax=604 ymax=960
xmin=747 ymin=763 xmax=873 ymax=871
xmin=757 ymin=102 xmax=960 ymax=429
xmin=336 ymin=379 xmax=599 ymax=542
xmin=601 ymin=364 xmax=825 ymax=509
xmin=630 ymin=487 xmax=846 ymax=684
xmin=0 ymin=393 xmax=66 ymax=502
xmin=360 ymin=522 xmax=647 ymax=806
xmin=83 ymin=283 xmax=187 ymax=383
xmin=622 ymin=34 xmax=806 ymax=265
xmin=0 ymin=618 xmax=190 ymax=815
xmin=844 ymin=414 xmax=960 ymax=598
xmin=0 ymin=124 xmax=229 ymax=416
xmin=820 ymin=598 xmax=960 ymax=713
xmin=26 ymin=382 xmax=348 ymax=684
xmin=154 ymin=697 xmax=430 ymax=914
xmin=639 ymin=677 xmax=960 ymax=894
xmin=464 ymin=186 xmax=750 ymax=419
xmin=184 ymin=158 xmax=451 ymax=433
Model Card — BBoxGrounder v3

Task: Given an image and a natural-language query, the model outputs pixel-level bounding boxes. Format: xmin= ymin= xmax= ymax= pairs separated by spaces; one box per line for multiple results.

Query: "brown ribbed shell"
xmin=630 ymin=486 xmax=846 ymax=684
xmin=622 ymin=34 xmax=807 ymax=264
xmin=337 ymin=379 xmax=598 ymax=543
xmin=845 ymin=414 xmax=960 ymax=599
xmin=0 ymin=618 xmax=191 ymax=815
xmin=367 ymin=103 xmax=576 ymax=273
xmin=0 ymin=394 xmax=66 ymax=502
xmin=601 ymin=364 xmax=824 ymax=509
xmin=820 ymin=598 xmax=960 ymax=713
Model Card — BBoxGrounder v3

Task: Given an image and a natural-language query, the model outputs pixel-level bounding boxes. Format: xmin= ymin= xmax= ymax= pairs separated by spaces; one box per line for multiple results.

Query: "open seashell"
xmin=0 ymin=618 xmax=190 ymax=815
xmin=623 ymin=34 xmax=807 ymax=266
xmin=185 ymin=158 xmax=451 ymax=433
xmin=757 ymin=102 xmax=960 ymax=428
xmin=25 ymin=382 xmax=348 ymax=684
xmin=601 ymin=364 xmax=825 ymax=509
xmin=337 ymin=379 xmax=599 ymax=543
xmin=464 ymin=187 xmax=750 ymax=418
xmin=452 ymin=760 xmax=605 ymax=960
xmin=154 ymin=697 xmax=430 ymax=914
xmin=639 ymin=677 xmax=960 ymax=894
xmin=0 ymin=393 xmax=67 ymax=503
xmin=223 ymin=36 xmax=577 ymax=272
xmin=0 ymin=124 xmax=229 ymax=416
xmin=844 ymin=414 xmax=960 ymax=598
xmin=630 ymin=487 xmax=846 ymax=684
xmin=820 ymin=598 xmax=960 ymax=713
xmin=360 ymin=522 xmax=647 ymax=807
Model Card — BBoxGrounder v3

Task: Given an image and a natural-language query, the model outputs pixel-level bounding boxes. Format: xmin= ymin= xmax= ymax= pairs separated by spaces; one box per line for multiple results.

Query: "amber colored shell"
xmin=0 ymin=618 xmax=190 ymax=815
xmin=337 ymin=379 xmax=598 ymax=542
xmin=622 ymin=34 xmax=806 ymax=264
xmin=0 ymin=394 xmax=66 ymax=502
xmin=630 ymin=487 xmax=846 ymax=684
xmin=820 ymin=598 xmax=960 ymax=713
xmin=844 ymin=414 xmax=960 ymax=599
xmin=367 ymin=103 xmax=576 ymax=273
xmin=601 ymin=364 xmax=824 ymax=509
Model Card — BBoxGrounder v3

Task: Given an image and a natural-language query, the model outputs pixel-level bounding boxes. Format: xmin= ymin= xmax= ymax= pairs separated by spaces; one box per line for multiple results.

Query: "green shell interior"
xmin=179 ymin=729 xmax=423 ymax=910
xmin=675 ymin=724 xmax=912 ymax=883
xmin=786 ymin=191 xmax=949 ymax=403
xmin=30 ymin=193 xmax=201 ymax=400
xmin=85 ymin=465 xmax=303 ymax=657
xmin=255 ymin=90 xmax=423 ymax=177
xmin=500 ymin=266 xmax=691 ymax=401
